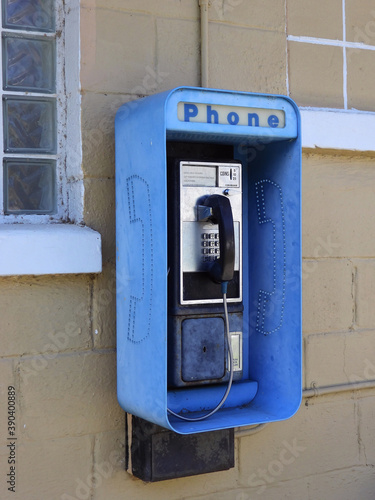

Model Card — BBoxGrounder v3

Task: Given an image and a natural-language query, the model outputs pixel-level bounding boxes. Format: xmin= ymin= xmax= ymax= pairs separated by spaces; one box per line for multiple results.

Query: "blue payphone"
xmin=115 ymin=86 xmax=301 ymax=434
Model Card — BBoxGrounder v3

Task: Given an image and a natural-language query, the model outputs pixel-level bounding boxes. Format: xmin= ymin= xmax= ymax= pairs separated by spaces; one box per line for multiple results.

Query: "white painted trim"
xmin=301 ymin=109 xmax=375 ymax=151
xmin=342 ymin=0 xmax=346 ymax=42
xmin=65 ymin=0 xmax=84 ymax=223
xmin=342 ymin=0 xmax=347 ymax=109
xmin=342 ymin=46 xmax=348 ymax=109
xmin=287 ymin=35 xmax=375 ymax=51
xmin=0 ymin=225 xmax=102 ymax=276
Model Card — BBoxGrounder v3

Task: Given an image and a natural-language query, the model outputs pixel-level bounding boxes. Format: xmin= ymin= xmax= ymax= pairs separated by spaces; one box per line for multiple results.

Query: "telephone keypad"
xmin=201 ymin=231 xmax=219 ymax=261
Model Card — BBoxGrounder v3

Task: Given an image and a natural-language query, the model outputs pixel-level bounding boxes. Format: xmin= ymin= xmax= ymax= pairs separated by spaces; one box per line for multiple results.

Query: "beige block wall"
xmin=2 ymin=1 xmax=375 ymax=499
xmin=287 ymin=0 xmax=343 ymax=39
xmin=287 ymin=0 xmax=375 ymax=111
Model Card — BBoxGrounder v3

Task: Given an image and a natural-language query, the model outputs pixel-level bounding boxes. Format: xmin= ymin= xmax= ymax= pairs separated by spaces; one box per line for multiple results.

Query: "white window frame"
xmin=0 ymin=0 xmax=83 ymax=223
xmin=0 ymin=0 xmax=101 ymax=276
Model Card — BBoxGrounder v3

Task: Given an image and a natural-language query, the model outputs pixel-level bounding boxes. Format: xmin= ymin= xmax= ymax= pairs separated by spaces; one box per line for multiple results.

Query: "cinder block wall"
xmin=2 ymin=1 xmax=375 ymax=498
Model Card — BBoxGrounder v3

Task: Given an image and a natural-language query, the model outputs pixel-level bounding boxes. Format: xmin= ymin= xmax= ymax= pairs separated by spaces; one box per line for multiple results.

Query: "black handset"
xmin=199 ymin=194 xmax=235 ymax=284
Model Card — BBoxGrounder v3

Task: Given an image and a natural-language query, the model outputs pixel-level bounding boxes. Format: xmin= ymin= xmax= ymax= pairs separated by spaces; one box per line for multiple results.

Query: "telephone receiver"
xmin=198 ymin=194 xmax=235 ymax=284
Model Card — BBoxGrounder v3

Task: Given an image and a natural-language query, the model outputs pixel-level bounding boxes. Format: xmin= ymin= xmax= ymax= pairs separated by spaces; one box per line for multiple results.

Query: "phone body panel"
xmin=167 ymin=151 xmax=244 ymax=388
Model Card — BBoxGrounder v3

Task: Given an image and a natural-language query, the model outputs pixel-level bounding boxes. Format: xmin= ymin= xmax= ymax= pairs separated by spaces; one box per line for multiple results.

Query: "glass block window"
xmin=3 ymin=34 xmax=56 ymax=93
xmin=1 ymin=0 xmax=59 ymax=216
xmin=4 ymin=159 xmax=55 ymax=213
xmin=3 ymin=96 xmax=56 ymax=153
xmin=2 ymin=0 xmax=55 ymax=33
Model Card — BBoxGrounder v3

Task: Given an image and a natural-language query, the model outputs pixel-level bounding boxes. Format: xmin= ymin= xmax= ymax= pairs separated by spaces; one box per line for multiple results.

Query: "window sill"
xmin=301 ymin=108 xmax=375 ymax=152
xmin=0 ymin=224 xmax=102 ymax=276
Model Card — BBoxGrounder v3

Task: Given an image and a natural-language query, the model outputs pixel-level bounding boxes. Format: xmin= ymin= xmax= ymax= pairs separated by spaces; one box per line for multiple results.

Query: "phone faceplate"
xmin=179 ymin=161 xmax=242 ymax=305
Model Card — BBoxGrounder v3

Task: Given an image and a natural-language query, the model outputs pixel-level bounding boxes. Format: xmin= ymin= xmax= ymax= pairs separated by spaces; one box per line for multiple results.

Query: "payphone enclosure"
xmin=115 ymin=86 xmax=301 ymax=434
